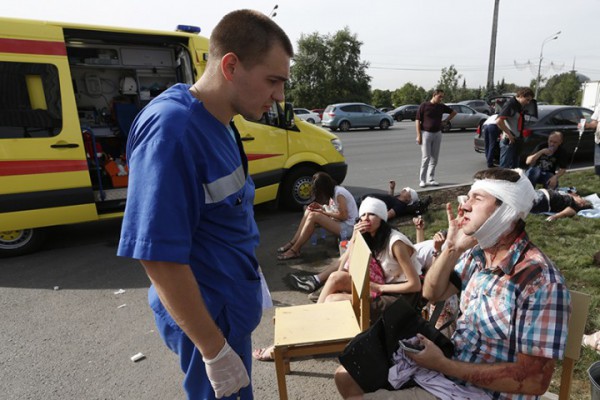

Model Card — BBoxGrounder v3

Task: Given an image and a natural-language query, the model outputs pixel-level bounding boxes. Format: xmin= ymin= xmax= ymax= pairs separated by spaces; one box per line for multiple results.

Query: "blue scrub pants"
xmin=150 ymin=286 xmax=254 ymax=400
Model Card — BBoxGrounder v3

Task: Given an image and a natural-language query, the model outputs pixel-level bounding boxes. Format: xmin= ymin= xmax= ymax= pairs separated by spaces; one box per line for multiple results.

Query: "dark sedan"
xmin=474 ymin=105 xmax=595 ymax=167
xmin=387 ymin=104 xmax=418 ymax=122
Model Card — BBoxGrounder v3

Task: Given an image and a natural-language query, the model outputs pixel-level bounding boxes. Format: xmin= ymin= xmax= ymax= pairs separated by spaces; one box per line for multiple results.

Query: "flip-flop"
xmin=277 ymin=241 xmax=295 ymax=253
xmin=252 ymin=346 xmax=274 ymax=362
xmin=582 ymin=331 xmax=600 ymax=355
xmin=277 ymin=248 xmax=301 ymax=261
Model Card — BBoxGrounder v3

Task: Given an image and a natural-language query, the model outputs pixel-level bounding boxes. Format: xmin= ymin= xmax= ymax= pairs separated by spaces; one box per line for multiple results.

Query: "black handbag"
xmin=338 ymin=296 xmax=455 ymax=393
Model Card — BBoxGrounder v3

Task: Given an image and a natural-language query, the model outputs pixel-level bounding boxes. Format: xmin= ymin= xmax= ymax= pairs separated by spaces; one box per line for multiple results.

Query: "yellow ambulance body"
xmin=0 ymin=17 xmax=347 ymax=257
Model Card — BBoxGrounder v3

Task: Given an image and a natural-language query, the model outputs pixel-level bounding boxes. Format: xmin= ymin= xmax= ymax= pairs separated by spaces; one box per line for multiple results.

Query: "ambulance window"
xmin=0 ymin=61 xmax=62 ymax=139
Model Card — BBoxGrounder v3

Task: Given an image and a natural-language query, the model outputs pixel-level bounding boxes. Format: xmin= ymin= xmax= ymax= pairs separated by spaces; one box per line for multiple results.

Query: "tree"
xmin=371 ymin=89 xmax=392 ymax=108
xmin=391 ymin=83 xmax=427 ymax=106
xmin=287 ymin=28 xmax=371 ymax=108
xmin=538 ymin=72 xmax=582 ymax=105
xmin=436 ymin=65 xmax=461 ymax=102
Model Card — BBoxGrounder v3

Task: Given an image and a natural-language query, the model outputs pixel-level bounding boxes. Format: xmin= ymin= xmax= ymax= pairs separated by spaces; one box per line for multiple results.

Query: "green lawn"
xmin=395 ymin=169 xmax=600 ymax=399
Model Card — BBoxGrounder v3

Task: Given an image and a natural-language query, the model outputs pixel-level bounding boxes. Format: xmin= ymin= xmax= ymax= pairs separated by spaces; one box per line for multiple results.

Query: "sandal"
xmin=277 ymin=248 xmax=301 ymax=261
xmin=582 ymin=331 xmax=600 ymax=354
xmin=252 ymin=345 xmax=274 ymax=362
xmin=277 ymin=241 xmax=295 ymax=253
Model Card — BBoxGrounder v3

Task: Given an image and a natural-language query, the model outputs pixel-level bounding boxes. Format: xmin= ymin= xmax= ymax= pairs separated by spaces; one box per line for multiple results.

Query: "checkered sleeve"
xmin=515 ymin=279 xmax=571 ymax=360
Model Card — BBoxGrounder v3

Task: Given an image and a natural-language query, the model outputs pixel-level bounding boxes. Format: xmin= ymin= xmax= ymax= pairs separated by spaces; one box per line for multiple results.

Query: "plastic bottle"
xmin=311 ymin=232 xmax=318 ymax=246
xmin=320 ymin=227 xmax=326 ymax=240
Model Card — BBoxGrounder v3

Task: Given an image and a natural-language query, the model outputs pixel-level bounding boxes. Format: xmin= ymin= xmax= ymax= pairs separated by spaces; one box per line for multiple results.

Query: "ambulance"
xmin=0 ymin=17 xmax=347 ymax=257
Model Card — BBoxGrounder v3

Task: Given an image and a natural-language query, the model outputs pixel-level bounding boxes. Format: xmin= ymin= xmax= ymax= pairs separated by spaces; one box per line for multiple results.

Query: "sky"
xmin=3 ymin=0 xmax=600 ymax=91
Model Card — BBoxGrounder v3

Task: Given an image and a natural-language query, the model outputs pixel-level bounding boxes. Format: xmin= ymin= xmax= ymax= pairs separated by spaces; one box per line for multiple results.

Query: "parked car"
xmin=311 ymin=108 xmax=325 ymax=120
xmin=321 ymin=103 xmax=394 ymax=132
xmin=442 ymin=104 xmax=488 ymax=132
xmin=378 ymin=106 xmax=394 ymax=113
xmin=474 ymin=105 xmax=595 ymax=167
xmin=293 ymin=108 xmax=321 ymax=124
xmin=387 ymin=104 xmax=419 ymax=122
xmin=458 ymin=100 xmax=492 ymax=115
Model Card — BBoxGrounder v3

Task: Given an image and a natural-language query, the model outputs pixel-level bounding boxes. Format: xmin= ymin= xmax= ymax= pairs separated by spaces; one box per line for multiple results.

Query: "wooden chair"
xmin=542 ymin=290 xmax=591 ymax=400
xmin=272 ymin=233 xmax=372 ymax=400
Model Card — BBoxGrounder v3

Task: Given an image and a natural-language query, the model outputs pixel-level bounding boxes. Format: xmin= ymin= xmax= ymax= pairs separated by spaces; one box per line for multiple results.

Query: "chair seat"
xmin=274 ymin=300 xmax=360 ymax=348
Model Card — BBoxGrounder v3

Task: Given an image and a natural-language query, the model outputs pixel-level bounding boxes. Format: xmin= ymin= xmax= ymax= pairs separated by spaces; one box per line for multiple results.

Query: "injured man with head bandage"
xmin=335 ymin=167 xmax=572 ymax=400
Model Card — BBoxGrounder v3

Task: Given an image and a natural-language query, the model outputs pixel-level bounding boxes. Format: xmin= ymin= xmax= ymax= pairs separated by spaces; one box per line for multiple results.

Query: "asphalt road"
xmin=1 ymin=122 xmax=593 ymax=399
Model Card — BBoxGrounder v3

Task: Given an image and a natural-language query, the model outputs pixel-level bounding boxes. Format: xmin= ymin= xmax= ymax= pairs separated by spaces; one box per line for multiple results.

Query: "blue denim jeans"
xmin=483 ymin=124 xmax=500 ymax=168
xmin=525 ymin=166 xmax=557 ymax=189
xmin=499 ymin=136 xmax=522 ymax=168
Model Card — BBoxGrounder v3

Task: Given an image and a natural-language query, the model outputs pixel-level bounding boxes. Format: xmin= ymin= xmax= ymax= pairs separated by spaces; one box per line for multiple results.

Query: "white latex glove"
xmin=203 ymin=341 xmax=249 ymax=399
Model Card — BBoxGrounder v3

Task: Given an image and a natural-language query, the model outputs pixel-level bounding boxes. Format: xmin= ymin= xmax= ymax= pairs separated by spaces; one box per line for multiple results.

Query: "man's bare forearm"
xmin=142 ymin=260 xmax=225 ymax=359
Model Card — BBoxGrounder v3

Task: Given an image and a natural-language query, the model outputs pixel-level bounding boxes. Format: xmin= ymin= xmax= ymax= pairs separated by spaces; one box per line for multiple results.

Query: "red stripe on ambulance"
xmin=0 ymin=38 xmax=67 ymax=56
xmin=0 ymin=160 xmax=88 ymax=176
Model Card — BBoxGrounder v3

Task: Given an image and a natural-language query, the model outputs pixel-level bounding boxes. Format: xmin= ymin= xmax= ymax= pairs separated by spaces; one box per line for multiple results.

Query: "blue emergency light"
xmin=176 ymin=25 xmax=201 ymax=34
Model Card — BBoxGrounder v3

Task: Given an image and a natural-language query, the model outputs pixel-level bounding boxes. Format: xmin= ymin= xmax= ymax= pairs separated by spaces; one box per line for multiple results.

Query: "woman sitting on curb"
xmin=277 ymin=171 xmax=358 ymax=260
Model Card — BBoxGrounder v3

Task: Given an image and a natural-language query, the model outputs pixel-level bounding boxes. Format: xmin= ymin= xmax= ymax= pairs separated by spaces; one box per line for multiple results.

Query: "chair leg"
xmin=558 ymin=358 xmax=574 ymax=400
xmin=273 ymin=347 xmax=288 ymax=400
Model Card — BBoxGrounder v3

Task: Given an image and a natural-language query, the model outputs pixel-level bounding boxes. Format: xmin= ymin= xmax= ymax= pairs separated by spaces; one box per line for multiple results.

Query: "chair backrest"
xmin=556 ymin=290 xmax=591 ymax=400
xmin=348 ymin=233 xmax=372 ymax=331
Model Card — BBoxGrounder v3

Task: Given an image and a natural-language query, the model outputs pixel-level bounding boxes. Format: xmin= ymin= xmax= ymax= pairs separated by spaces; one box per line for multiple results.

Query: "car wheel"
xmin=379 ymin=119 xmax=390 ymax=130
xmin=280 ymin=166 xmax=318 ymax=211
xmin=329 ymin=127 xmax=337 ymax=132
xmin=307 ymin=118 xmax=315 ymax=124
xmin=442 ymin=123 xmax=451 ymax=133
xmin=339 ymin=121 xmax=351 ymax=132
xmin=0 ymin=228 xmax=46 ymax=258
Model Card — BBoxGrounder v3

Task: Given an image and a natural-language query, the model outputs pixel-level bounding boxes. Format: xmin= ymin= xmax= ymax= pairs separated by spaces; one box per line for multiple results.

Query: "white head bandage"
xmin=359 ymin=197 xmax=388 ymax=222
xmin=469 ymin=173 xmax=535 ymax=249
xmin=402 ymin=187 xmax=419 ymax=205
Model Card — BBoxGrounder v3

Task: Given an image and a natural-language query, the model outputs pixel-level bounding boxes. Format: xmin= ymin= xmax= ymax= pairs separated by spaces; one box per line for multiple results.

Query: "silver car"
xmin=443 ymin=104 xmax=488 ymax=132
xmin=322 ymin=102 xmax=394 ymax=132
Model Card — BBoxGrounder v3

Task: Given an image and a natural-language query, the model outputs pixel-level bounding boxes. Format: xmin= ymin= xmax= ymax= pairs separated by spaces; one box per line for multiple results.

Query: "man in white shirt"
xmin=579 ymin=105 xmax=600 ymax=176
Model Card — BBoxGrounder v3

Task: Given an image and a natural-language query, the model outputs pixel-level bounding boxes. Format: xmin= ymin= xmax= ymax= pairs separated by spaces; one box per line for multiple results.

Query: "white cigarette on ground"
xmin=130 ymin=352 xmax=145 ymax=362
xmin=117 ymin=304 xmax=127 ymax=309
xmin=113 ymin=289 xmax=126 ymax=295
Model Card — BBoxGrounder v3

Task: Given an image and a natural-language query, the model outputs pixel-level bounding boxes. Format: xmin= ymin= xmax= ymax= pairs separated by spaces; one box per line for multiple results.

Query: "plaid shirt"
xmin=452 ymin=230 xmax=571 ymax=400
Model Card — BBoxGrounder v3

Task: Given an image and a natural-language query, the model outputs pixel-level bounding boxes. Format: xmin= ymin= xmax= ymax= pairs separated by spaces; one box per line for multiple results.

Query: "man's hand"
xmin=445 ymin=203 xmax=477 ymax=253
xmin=204 ymin=341 xmax=250 ymax=398
xmin=404 ymin=334 xmax=447 ymax=371
xmin=416 ymin=134 xmax=422 ymax=145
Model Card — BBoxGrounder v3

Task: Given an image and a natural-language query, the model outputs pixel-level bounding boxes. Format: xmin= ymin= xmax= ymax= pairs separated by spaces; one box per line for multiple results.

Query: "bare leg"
xmin=287 ymin=211 xmax=343 ymax=255
xmin=317 ymin=270 xmax=351 ymax=303
xmin=335 ymin=365 xmax=365 ymax=400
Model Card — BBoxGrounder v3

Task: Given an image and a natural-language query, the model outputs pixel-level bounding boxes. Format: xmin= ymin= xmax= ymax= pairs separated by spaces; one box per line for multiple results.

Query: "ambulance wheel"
xmin=0 ymin=228 xmax=46 ymax=258
xmin=280 ymin=166 xmax=317 ymax=211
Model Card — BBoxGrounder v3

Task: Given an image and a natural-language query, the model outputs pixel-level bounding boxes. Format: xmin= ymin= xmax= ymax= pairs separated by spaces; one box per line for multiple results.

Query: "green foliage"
xmin=287 ymin=28 xmax=371 ymax=108
xmin=436 ymin=65 xmax=462 ymax=102
xmin=371 ymin=89 xmax=392 ymax=108
xmin=539 ymin=71 xmax=582 ymax=105
xmin=391 ymin=83 xmax=427 ymax=106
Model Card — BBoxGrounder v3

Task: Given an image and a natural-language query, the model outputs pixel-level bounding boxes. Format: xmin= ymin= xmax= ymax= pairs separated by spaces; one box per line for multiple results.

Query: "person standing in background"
xmin=579 ymin=105 xmax=600 ymax=176
xmin=117 ymin=10 xmax=293 ymax=399
xmin=415 ymin=89 xmax=456 ymax=188
xmin=481 ymin=114 xmax=499 ymax=168
xmin=497 ymin=87 xmax=534 ymax=168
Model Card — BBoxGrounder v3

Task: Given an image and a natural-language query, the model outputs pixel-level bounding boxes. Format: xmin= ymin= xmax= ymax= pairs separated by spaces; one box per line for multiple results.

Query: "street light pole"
xmin=486 ymin=0 xmax=500 ymax=92
xmin=535 ymin=30 xmax=561 ymax=99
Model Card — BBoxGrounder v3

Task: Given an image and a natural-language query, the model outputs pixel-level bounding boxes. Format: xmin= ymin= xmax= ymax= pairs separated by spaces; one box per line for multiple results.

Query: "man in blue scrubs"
xmin=117 ymin=10 xmax=293 ymax=399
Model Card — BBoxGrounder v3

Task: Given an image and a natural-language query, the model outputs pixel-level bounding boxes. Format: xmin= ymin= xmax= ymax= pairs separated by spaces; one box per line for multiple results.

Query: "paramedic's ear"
xmin=220 ymin=52 xmax=239 ymax=81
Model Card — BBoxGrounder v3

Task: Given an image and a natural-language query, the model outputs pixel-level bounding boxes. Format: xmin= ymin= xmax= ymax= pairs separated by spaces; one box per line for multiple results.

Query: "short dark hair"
xmin=473 ymin=167 xmax=520 ymax=183
xmin=209 ymin=9 xmax=294 ymax=68
xmin=432 ymin=89 xmax=445 ymax=96
xmin=516 ymin=87 xmax=534 ymax=98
